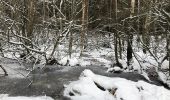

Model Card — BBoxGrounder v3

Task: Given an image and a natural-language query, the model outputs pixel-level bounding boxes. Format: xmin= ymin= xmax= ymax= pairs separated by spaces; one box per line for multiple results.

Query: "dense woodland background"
xmin=0 ymin=0 xmax=170 ymax=75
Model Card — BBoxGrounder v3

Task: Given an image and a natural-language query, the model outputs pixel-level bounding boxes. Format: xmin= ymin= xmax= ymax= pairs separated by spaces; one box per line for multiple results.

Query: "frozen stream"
xmin=0 ymin=57 xmax=167 ymax=100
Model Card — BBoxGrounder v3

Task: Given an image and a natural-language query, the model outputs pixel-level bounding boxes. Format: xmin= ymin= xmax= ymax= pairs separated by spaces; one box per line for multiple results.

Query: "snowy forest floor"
xmin=0 ymin=54 xmax=168 ymax=100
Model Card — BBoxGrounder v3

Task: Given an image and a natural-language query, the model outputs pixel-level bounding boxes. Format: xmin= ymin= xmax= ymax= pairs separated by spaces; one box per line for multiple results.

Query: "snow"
xmin=136 ymin=81 xmax=170 ymax=100
xmin=0 ymin=94 xmax=54 ymax=100
xmin=64 ymin=77 xmax=114 ymax=100
xmin=161 ymin=60 xmax=169 ymax=69
xmin=1 ymin=34 xmax=170 ymax=99
xmin=158 ymin=71 xmax=170 ymax=87
xmin=55 ymin=47 xmax=112 ymax=67
xmin=64 ymin=69 xmax=170 ymax=100
xmin=107 ymin=66 xmax=123 ymax=73
xmin=59 ymin=56 xmax=91 ymax=67
xmin=141 ymin=71 xmax=151 ymax=82
xmin=69 ymin=58 xmax=79 ymax=66
xmin=79 ymin=60 xmax=91 ymax=67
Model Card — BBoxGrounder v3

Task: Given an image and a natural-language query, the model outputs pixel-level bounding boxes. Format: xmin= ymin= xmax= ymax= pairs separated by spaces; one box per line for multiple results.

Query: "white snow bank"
xmin=59 ymin=56 xmax=91 ymax=67
xmin=107 ymin=66 xmax=123 ymax=73
xmin=0 ymin=94 xmax=54 ymax=100
xmin=64 ymin=69 xmax=170 ymax=100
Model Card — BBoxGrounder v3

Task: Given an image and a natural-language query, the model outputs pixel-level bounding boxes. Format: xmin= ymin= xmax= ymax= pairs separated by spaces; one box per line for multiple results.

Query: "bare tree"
xmin=80 ymin=0 xmax=89 ymax=56
xmin=126 ymin=0 xmax=135 ymax=67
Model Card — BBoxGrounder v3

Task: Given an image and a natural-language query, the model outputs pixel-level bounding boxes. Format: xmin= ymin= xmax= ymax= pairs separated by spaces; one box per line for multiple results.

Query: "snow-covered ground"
xmin=64 ymin=69 xmax=170 ymax=100
xmin=0 ymin=94 xmax=54 ymax=100
xmin=55 ymin=46 xmax=112 ymax=67
xmin=1 ymin=35 xmax=170 ymax=100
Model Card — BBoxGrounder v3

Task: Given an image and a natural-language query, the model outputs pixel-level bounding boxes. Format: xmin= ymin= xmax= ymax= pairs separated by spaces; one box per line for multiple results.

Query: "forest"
xmin=0 ymin=0 xmax=170 ymax=100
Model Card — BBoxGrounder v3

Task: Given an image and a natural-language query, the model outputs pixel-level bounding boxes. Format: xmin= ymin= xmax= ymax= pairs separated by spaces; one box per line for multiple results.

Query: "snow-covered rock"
xmin=64 ymin=69 xmax=170 ymax=100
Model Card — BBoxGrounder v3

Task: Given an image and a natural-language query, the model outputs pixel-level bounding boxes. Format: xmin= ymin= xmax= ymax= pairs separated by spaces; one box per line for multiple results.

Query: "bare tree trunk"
xmin=69 ymin=31 xmax=73 ymax=58
xmin=60 ymin=0 xmax=63 ymax=32
xmin=26 ymin=0 xmax=35 ymax=47
xmin=50 ymin=37 xmax=60 ymax=58
xmin=80 ymin=0 xmax=89 ymax=57
xmin=137 ymin=0 xmax=140 ymax=51
xmin=130 ymin=0 xmax=135 ymax=18
xmin=127 ymin=35 xmax=133 ymax=66
xmin=21 ymin=0 xmax=35 ymax=54
xmin=0 ymin=65 xmax=8 ymax=76
xmin=21 ymin=0 xmax=26 ymax=41
xmin=142 ymin=1 xmax=152 ymax=54
xmin=0 ymin=42 xmax=4 ymax=57
xmin=119 ymin=37 xmax=122 ymax=59
xmin=114 ymin=0 xmax=121 ymax=67
xmin=43 ymin=0 xmax=46 ymax=24
xmin=167 ymin=33 xmax=170 ymax=75
xmin=69 ymin=0 xmax=75 ymax=58
xmin=114 ymin=32 xmax=119 ymax=64
xmin=127 ymin=0 xmax=135 ymax=67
